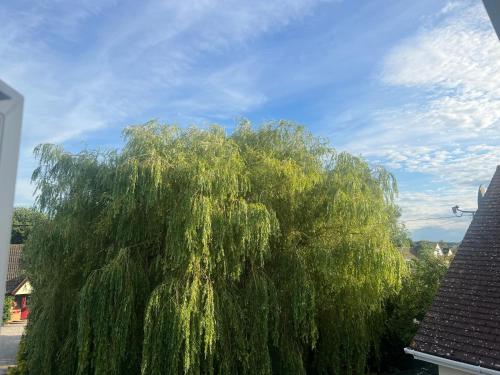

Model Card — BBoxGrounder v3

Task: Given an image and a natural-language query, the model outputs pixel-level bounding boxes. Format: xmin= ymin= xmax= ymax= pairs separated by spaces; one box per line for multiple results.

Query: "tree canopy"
xmin=378 ymin=248 xmax=449 ymax=372
xmin=10 ymin=207 xmax=45 ymax=244
xmin=22 ymin=121 xmax=405 ymax=375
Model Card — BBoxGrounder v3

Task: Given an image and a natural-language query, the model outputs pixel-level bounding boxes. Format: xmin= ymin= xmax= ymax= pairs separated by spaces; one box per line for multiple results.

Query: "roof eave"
xmin=483 ymin=0 xmax=500 ymax=40
xmin=9 ymin=277 xmax=29 ymax=295
xmin=405 ymin=348 xmax=500 ymax=375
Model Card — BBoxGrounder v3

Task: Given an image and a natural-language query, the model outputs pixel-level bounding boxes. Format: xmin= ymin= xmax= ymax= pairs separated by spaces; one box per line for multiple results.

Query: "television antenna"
xmin=451 ymin=205 xmax=475 ymax=217
xmin=0 ymin=80 xmax=23 ymax=324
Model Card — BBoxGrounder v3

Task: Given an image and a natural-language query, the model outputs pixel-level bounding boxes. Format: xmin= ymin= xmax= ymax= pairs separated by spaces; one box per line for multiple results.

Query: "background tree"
xmin=3 ymin=295 xmax=13 ymax=323
xmin=21 ymin=121 xmax=406 ymax=375
xmin=377 ymin=247 xmax=449 ymax=373
xmin=392 ymin=223 xmax=412 ymax=249
xmin=412 ymin=240 xmax=435 ymax=257
xmin=10 ymin=207 xmax=45 ymax=244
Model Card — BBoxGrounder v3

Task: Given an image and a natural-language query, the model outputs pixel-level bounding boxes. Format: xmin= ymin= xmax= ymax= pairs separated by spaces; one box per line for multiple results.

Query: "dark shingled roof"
xmin=5 ymin=244 xmax=25 ymax=295
xmin=7 ymin=244 xmax=23 ymax=280
xmin=410 ymin=166 xmax=500 ymax=371
xmin=5 ymin=275 xmax=25 ymax=294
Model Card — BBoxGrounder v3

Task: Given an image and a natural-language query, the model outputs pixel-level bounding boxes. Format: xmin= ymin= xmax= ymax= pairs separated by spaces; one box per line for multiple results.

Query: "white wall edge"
xmin=0 ymin=79 xmax=24 ymax=325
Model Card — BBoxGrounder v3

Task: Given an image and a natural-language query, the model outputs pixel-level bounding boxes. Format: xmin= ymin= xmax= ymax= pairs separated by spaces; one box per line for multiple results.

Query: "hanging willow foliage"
xmin=21 ymin=120 xmax=405 ymax=375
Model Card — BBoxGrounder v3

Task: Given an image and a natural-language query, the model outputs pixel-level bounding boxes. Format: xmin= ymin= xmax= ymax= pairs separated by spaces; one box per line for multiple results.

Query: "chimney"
xmin=478 ymin=185 xmax=487 ymax=208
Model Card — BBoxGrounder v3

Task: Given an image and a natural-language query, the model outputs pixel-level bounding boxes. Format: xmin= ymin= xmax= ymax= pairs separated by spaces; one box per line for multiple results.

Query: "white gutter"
xmin=405 ymin=348 xmax=500 ymax=375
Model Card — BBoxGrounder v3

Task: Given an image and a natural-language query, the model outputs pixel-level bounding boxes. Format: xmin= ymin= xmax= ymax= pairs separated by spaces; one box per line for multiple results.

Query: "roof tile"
xmin=4 ymin=244 xmax=25 ymax=294
xmin=411 ymin=166 xmax=500 ymax=371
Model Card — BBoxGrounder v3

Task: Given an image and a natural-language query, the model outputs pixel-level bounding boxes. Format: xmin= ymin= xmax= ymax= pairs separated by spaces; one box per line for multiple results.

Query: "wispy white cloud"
xmin=351 ymin=1 xmax=500 ymax=236
xmin=5 ymin=0 xmax=497 ymax=243
xmin=1 ymin=0 xmax=334 ymax=205
xmin=399 ymin=189 xmax=473 ymax=232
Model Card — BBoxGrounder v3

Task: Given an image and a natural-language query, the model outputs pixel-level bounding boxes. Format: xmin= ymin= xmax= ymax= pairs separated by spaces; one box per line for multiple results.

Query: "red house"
xmin=4 ymin=244 xmax=31 ymax=321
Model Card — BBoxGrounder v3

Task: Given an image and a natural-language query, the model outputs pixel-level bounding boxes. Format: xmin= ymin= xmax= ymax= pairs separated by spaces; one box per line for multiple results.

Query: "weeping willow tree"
xmin=21 ymin=120 xmax=405 ymax=375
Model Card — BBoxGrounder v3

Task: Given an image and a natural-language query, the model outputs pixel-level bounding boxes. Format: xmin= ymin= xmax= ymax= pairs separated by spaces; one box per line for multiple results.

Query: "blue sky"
xmin=2 ymin=0 xmax=499 ymax=241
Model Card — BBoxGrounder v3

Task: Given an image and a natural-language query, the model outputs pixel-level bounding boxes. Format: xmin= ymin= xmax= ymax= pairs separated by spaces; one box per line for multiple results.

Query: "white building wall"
xmin=13 ymin=280 xmax=32 ymax=295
